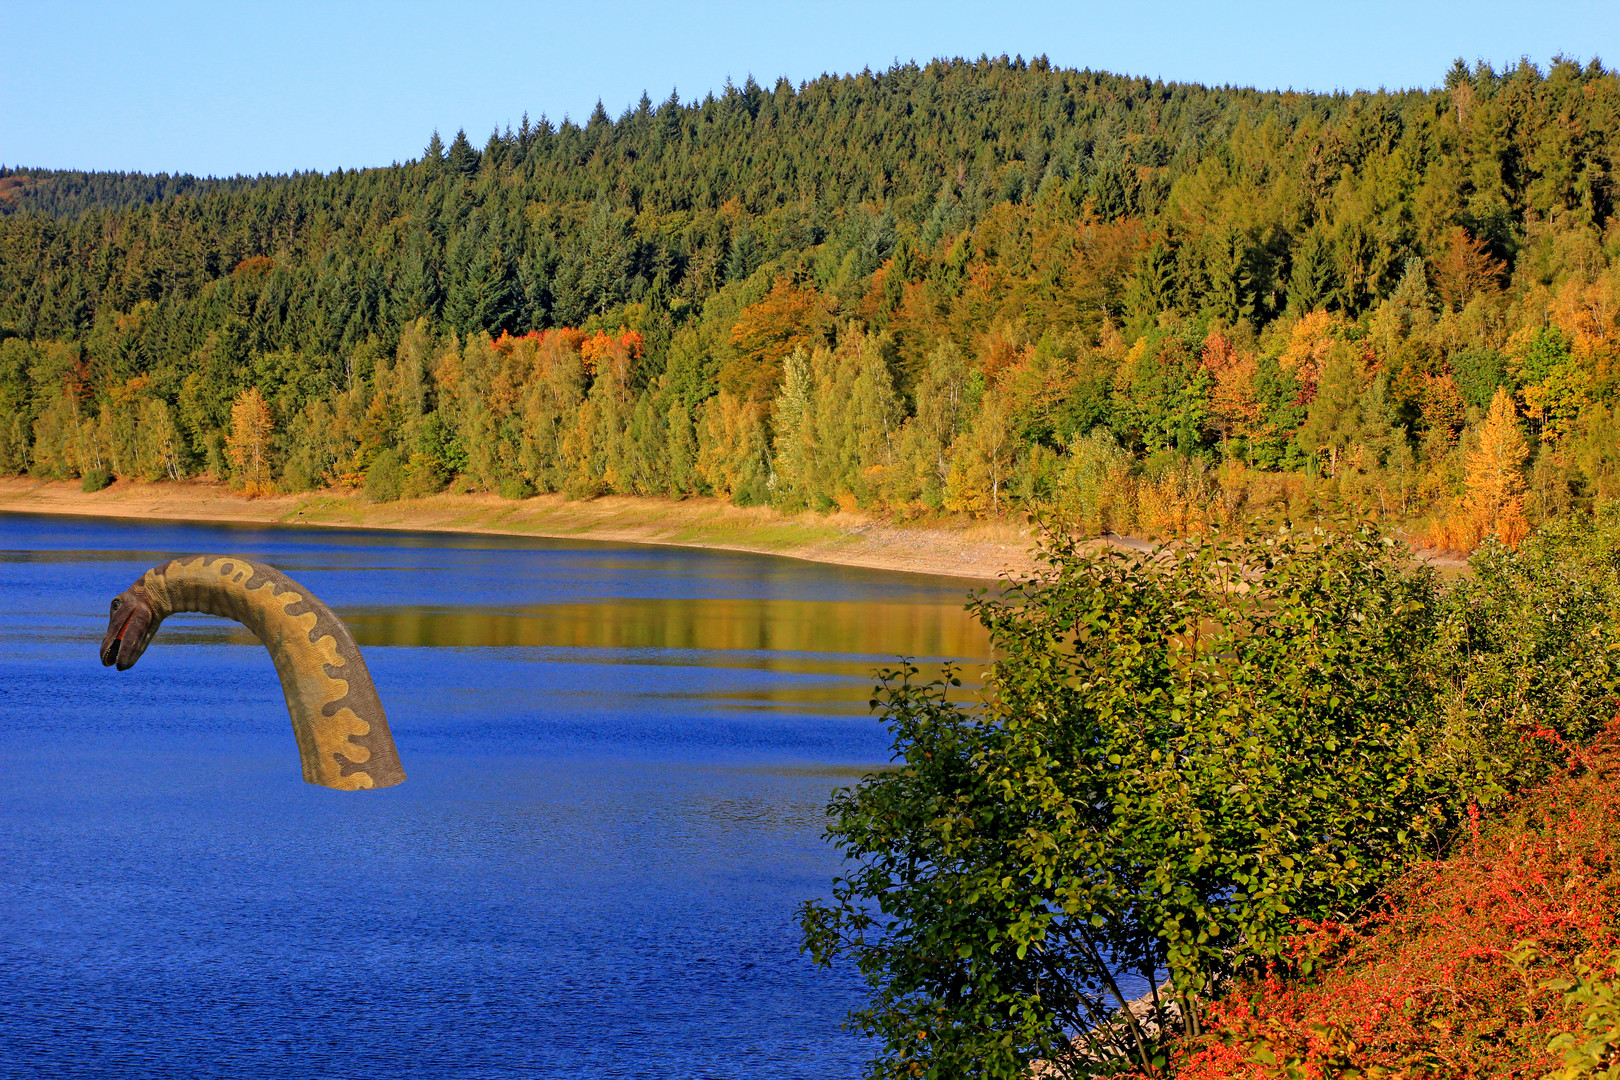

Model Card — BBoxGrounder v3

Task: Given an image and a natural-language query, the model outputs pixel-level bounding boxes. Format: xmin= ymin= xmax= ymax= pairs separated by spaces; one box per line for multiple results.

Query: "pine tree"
xmin=422 ymin=131 xmax=445 ymax=179
xmin=725 ymin=226 xmax=761 ymax=284
xmin=446 ymin=129 xmax=479 ymax=180
xmin=1287 ymin=229 xmax=1338 ymax=313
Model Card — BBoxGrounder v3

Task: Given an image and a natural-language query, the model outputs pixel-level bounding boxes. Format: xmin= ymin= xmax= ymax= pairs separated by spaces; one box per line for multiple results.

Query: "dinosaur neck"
xmin=142 ymin=555 xmax=405 ymax=790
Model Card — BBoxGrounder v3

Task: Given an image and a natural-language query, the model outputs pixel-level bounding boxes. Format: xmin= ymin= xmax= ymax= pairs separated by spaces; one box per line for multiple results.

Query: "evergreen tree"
xmin=422 ymin=131 xmax=446 ymax=179
xmin=1287 ymin=228 xmax=1339 ymax=313
xmin=725 ymin=226 xmax=761 ymax=284
xmin=446 ymin=129 xmax=479 ymax=180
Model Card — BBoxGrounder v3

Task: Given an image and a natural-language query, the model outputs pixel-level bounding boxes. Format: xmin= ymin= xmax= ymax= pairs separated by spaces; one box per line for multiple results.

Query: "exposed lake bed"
xmin=0 ymin=477 xmax=1040 ymax=582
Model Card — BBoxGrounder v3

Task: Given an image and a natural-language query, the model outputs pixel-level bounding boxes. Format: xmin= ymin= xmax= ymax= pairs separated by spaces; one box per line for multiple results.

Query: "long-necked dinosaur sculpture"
xmin=101 ymin=555 xmax=406 ymax=790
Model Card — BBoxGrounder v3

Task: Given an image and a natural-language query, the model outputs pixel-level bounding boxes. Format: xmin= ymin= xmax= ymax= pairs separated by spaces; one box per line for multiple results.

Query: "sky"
xmin=3 ymin=0 xmax=1618 ymax=177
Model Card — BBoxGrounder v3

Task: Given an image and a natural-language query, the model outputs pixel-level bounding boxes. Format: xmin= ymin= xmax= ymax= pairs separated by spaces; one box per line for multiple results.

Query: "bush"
xmin=401 ymin=453 xmax=448 ymax=498
xmin=801 ymin=517 xmax=1620 ymax=1078
xmin=498 ymin=476 xmax=535 ymax=500
xmin=363 ymin=448 xmax=403 ymax=503
xmin=280 ymin=457 xmax=318 ymax=493
xmin=80 ymin=468 xmax=113 ymax=492
xmin=1426 ymin=516 xmax=1620 ymax=803
xmin=1168 ymin=729 xmax=1620 ymax=1079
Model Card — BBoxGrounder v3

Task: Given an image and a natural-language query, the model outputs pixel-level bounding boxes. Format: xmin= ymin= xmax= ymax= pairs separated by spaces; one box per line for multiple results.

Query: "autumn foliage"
xmin=1156 ymin=723 xmax=1620 ymax=1079
xmin=1430 ymin=387 xmax=1531 ymax=550
xmin=224 ymin=387 xmax=275 ymax=496
xmin=7 ymin=58 xmax=1620 ymax=546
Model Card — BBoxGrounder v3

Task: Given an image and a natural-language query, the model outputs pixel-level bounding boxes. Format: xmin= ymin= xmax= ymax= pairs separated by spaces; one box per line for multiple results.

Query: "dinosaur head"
xmin=101 ymin=582 xmax=159 ymax=671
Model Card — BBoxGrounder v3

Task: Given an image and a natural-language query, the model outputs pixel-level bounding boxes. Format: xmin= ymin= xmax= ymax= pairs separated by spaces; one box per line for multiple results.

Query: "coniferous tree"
xmin=446 ymin=129 xmax=479 ymax=180
xmin=422 ymin=131 xmax=446 ymax=179
xmin=1287 ymin=229 xmax=1339 ymax=313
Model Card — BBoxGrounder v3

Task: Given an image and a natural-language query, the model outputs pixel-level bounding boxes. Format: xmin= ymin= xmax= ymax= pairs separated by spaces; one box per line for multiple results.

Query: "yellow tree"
xmin=136 ymin=398 xmax=185 ymax=480
xmin=225 ymin=387 xmax=276 ymax=495
xmin=1462 ymin=387 xmax=1529 ymax=547
xmin=943 ymin=389 xmax=1015 ymax=516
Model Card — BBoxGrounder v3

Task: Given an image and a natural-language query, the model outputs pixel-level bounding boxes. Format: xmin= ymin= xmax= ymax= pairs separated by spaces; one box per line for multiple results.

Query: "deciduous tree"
xmin=225 ymin=387 xmax=275 ymax=496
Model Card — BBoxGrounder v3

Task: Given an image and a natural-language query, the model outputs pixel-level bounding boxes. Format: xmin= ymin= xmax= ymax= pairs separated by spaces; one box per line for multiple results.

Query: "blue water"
xmin=0 ymin=514 xmax=991 ymax=1079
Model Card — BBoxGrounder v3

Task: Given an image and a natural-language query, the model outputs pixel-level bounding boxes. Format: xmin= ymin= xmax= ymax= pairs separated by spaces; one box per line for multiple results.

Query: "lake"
xmin=0 ymin=513 xmax=992 ymax=1079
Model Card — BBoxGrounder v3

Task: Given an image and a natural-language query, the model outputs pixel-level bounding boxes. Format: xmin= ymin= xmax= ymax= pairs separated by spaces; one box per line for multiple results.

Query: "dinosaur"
xmin=101 ymin=555 xmax=406 ymax=790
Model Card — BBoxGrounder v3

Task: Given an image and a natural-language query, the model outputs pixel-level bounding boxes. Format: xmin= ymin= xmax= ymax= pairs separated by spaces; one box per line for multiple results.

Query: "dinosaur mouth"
xmin=100 ymin=608 xmax=135 ymax=668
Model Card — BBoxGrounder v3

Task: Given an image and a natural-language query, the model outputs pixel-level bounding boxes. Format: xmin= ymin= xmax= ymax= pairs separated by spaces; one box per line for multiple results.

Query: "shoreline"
xmin=0 ymin=477 xmax=1042 ymax=582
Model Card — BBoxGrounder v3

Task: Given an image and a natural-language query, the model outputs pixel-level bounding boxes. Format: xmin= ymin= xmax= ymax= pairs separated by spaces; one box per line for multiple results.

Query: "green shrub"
xmin=80 ymin=468 xmax=113 ymax=492
xmin=1547 ymin=950 xmax=1620 ymax=1078
xmin=363 ymin=449 xmax=403 ymax=503
xmin=1428 ymin=516 xmax=1620 ymax=806
xmin=498 ymin=476 xmax=535 ymax=500
xmin=401 ymin=453 xmax=448 ymax=498
xmin=280 ymin=458 xmax=317 ymax=493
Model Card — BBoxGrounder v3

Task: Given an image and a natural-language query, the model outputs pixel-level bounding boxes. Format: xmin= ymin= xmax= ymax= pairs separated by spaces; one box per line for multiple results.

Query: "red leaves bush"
xmin=1163 ymin=723 xmax=1620 ymax=1079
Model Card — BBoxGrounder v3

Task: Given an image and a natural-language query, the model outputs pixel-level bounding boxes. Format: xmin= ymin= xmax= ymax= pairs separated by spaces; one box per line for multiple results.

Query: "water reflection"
xmin=0 ymin=512 xmax=994 ymax=1080
xmin=341 ymin=597 xmax=989 ymax=658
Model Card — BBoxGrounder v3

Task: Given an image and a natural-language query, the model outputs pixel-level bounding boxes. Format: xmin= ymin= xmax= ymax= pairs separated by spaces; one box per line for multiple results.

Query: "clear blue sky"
xmin=2 ymin=0 xmax=1616 ymax=177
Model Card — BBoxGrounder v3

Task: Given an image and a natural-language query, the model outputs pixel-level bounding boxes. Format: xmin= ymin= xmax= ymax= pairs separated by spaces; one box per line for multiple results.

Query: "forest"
xmin=3 ymin=54 xmax=1619 ymax=546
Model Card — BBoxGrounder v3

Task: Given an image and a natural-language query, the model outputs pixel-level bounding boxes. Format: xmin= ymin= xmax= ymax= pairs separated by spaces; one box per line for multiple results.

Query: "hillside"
xmin=2 ymin=55 xmax=1618 ymax=545
xmin=0 ymin=167 xmax=247 ymax=220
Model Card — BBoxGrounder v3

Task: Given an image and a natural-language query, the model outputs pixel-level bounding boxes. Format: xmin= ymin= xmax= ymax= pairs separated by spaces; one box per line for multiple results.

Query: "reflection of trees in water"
xmin=336 ymin=598 xmax=991 ymax=660
xmin=156 ymin=598 xmax=991 ymax=711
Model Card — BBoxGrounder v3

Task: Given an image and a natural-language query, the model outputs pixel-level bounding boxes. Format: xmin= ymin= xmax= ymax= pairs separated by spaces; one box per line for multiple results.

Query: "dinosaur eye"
xmin=110 ymin=598 xmax=122 ymax=614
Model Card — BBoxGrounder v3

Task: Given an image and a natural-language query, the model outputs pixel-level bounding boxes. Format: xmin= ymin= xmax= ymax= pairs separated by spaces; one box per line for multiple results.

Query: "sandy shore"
xmin=0 ymin=477 xmax=1043 ymax=582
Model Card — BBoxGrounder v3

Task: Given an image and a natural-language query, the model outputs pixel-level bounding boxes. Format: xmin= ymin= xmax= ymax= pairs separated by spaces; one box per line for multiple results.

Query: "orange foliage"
xmin=1548 ymin=274 xmax=1620 ymax=360
xmin=1156 ymin=723 xmax=1620 ymax=1080
xmin=1432 ymin=226 xmax=1505 ymax=310
xmin=721 ymin=278 xmax=834 ymax=401
xmin=1431 ymin=387 xmax=1530 ymax=551
xmin=109 ymin=375 xmax=152 ymax=407
xmin=231 ymin=255 xmax=276 ymax=279
xmin=979 ymin=323 xmax=1031 ymax=384
xmin=491 ymin=327 xmax=589 ymax=357
xmin=1420 ymin=373 xmax=1466 ymax=438
xmin=1278 ymin=311 xmax=1344 ymax=392
xmin=1202 ymin=331 xmax=1264 ymax=442
xmin=580 ymin=329 xmax=645 ymax=388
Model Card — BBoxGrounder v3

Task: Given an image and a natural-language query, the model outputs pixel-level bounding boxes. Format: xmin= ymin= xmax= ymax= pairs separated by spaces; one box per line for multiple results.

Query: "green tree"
xmin=803 ymin=525 xmax=1451 ymax=1075
xmin=364 ymin=447 xmax=403 ymax=502
xmin=770 ymin=348 xmax=816 ymax=509
xmin=1297 ymin=343 xmax=1367 ymax=474
xmin=1287 ymin=227 xmax=1339 ymax=313
xmin=134 ymin=397 xmax=185 ymax=480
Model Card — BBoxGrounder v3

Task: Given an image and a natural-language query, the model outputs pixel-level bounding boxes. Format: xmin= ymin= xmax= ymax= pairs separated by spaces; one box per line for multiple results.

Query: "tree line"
xmin=3 ymin=54 xmax=1619 ymax=545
